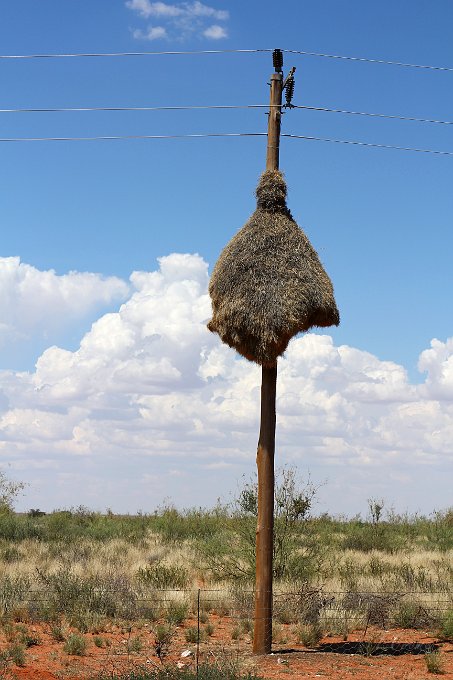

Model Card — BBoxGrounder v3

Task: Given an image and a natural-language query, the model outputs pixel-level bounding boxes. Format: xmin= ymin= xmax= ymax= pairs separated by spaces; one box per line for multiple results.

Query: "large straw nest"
xmin=208 ymin=170 xmax=339 ymax=366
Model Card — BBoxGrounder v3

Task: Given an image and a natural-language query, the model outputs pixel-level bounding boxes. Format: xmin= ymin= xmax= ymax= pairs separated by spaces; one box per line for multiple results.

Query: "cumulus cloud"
xmin=132 ymin=26 xmax=168 ymax=40
xmin=203 ymin=24 xmax=227 ymax=39
xmin=1 ymin=253 xmax=452 ymax=514
xmin=418 ymin=337 xmax=453 ymax=400
xmin=126 ymin=0 xmax=229 ymax=41
xmin=0 ymin=257 xmax=129 ymax=348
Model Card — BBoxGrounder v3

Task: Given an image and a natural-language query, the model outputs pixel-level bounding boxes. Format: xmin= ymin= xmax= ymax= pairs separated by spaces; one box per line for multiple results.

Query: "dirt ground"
xmin=2 ymin=616 xmax=452 ymax=680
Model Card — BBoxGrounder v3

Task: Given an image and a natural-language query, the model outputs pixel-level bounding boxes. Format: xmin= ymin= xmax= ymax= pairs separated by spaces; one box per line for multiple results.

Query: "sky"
xmin=0 ymin=0 xmax=452 ymax=517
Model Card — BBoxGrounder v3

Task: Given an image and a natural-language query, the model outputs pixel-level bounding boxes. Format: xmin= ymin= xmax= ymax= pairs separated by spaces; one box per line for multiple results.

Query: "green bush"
xmin=153 ymin=624 xmax=174 ymax=661
xmin=97 ymin=663 xmax=262 ymax=679
xmin=63 ymin=632 xmax=87 ymax=656
xmin=0 ymin=575 xmax=30 ymax=617
xmin=195 ymin=467 xmax=321 ymax=583
xmin=392 ymin=600 xmax=436 ymax=630
xmin=425 ymin=651 xmax=445 ymax=674
xmin=438 ymin=610 xmax=453 ymax=641
xmin=6 ymin=642 xmax=26 ymax=667
xmin=185 ymin=626 xmax=205 ymax=643
xmin=36 ymin=568 xmax=137 ymax=619
xmin=296 ymin=623 xmax=323 ymax=647
xmin=127 ymin=636 xmax=143 ymax=654
xmin=137 ymin=563 xmax=189 ymax=589
xmin=166 ymin=599 xmax=189 ymax=625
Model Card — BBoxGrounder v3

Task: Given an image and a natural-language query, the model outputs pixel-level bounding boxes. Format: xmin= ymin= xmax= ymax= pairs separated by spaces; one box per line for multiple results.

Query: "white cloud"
xmin=418 ymin=337 xmax=453 ymax=400
xmin=1 ymin=253 xmax=452 ymax=515
xmin=0 ymin=257 xmax=129 ymax=348
xmin=203 ymin=24 xmax=227 ymax=39
xmin=133 ymin=26 xmax=168 ymax=40
xmin=126 ymin=1 xmax=184 ymax=17
xmin=126 ymin=0 xmax=229 ymax=41
xmin=188 ymin=2 xmax=228 ymax=20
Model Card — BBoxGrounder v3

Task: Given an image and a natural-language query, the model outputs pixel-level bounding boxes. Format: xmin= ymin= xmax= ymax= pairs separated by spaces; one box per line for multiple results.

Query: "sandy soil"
xmin=1 ymin=616 xmax=452 ymax=680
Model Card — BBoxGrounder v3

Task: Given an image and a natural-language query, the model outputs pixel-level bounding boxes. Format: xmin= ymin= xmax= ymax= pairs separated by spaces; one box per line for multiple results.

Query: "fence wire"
xmin=0 ymin=586 xmax=451 ymax=677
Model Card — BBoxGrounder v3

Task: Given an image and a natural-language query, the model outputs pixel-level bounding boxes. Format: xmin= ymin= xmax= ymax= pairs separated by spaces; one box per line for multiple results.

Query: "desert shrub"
xmin=199 ymin=610 xmax=209 ymax=624
xmin=275 ymin=601 xmax=298 ymax=625
xmin=425 ymin=651 xmax=445 ymax=674
xmin=393 ymin=600 xmax=437 ymax=630
xmin=1 ymin=545 xmax=22 ymax=563
xmin=50 ymin=623 xmax=67 ymax=641
xmin=36 ymin=568 xmax=138 ymax=620
xmin=165 ymin=599 xmax=189 ymax=625
xmin=296 ymin=623 xmax=323 ymax=647
xmin=240 ymin=619 xmax=253 ymax=635
xmin=0 ymin=575 xmax=30 ymax=617
xmin=341 ymin=523 xmax=402 ymax=553
xmin=426 ymin=509 xmax=453 ymax=552
xmin=153 ymin=624 xmax=174 ymax=661
xmin=6 ymin=642 xmax=26 ymax=667
xmin=342 ymin=591 xmax=399 ymax=628
xmin=69 ymin=610 xmax=107 ymax=634
xmin=137 ymin=563 xmax=189 ymax=589
xmin=0 ymin=472 xmax=25 ymax=515
xmin=231 ymin=587 xmax=254 ymax=620
xmin=231 ymin=626 xmax=240 ymax=640
xmin=63 ymin=632 xmax=87 ymax=656
xmin=437 ymin=610 xmax=453 ymax=641
xmin=184 ymin=626 xmax=201 ymax=643
xmin=127 ymin=636 xmax=144 ymax=654
xmin=195 ymin=467 xmax=321 ymax=583
xmin=97 ymin=663 xmax=262 ymax=679
xmin=151 ymin=506 xmax=225 ymax=544
xmin=18 ymin=627 xmax=41 ymax=647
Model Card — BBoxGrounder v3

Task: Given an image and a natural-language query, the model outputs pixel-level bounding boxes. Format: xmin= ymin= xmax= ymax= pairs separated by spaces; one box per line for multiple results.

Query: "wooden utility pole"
xmin=253 ymin=57 xmax=283 ymax=656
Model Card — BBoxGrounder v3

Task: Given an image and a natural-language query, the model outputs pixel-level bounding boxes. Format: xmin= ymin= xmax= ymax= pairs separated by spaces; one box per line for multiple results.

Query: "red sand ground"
xmin=2 ymin=616 xmax=452 ymax=680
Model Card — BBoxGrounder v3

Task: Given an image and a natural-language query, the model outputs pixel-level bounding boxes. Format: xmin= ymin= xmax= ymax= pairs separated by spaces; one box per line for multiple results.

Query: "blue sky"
xmin=0 ymin=1 xmax=452 ymax=516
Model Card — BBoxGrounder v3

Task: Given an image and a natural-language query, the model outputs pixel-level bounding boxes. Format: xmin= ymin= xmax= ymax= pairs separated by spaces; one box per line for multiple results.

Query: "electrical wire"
xmin=0 ymin=48 xmax=451 ymax=72
xmin=0 ymin=104 xmax=270 ymax=113
xmin=1 ymin=103 xmax=452 ymax=126
xmin=0 ymin=131 xmax=452 ymax=155
xmin=283 ymin=49 xmax=453 ymax=72
xmin=0 ymin=49 xmax=271 ymax=59
xmin=282 ymin=133 xmax=453 ymax=156
xmin=0 ymin=132 xmax=267 ymax=142
xmin=294 ymin=105 xmax=453 ymax=126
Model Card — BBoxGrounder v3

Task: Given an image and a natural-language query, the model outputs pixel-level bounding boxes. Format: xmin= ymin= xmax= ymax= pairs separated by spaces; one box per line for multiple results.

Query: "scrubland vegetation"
xmin=0 ymin=469 xmax=451 ymax=677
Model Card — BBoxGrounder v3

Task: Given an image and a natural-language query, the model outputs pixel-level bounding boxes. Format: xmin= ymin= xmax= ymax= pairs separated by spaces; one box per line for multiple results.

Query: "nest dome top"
xmin=256 ymin=170 xmax=287 ymax=211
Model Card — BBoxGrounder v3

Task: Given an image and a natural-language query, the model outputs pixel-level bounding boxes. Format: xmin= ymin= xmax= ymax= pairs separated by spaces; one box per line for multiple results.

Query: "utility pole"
xmin=253 ymin=50 xmax=284 ymax=656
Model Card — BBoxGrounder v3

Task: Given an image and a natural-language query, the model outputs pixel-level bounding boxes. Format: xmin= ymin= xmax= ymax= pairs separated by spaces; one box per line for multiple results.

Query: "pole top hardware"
xmin=283 ymin=66 xmax=296 ymax=108
xmin=272 ymin=48 xmax=283 ymax=73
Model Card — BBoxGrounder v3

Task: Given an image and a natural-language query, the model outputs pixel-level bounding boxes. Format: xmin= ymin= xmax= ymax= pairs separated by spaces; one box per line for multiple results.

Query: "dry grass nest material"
xmin=208 ymin=170 xmax=339 ymax=366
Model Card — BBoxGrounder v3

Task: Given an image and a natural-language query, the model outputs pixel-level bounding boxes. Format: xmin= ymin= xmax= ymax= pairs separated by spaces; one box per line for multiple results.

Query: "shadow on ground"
xmin=275 ymin=642 xmax=439 ymax=656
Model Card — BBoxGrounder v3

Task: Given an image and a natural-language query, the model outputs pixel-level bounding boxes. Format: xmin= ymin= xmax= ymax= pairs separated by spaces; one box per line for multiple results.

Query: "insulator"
xmin=285 ymin=77 xmax=295 ymax=106
xmin=273 ymin=49 xmax=283 ymax=72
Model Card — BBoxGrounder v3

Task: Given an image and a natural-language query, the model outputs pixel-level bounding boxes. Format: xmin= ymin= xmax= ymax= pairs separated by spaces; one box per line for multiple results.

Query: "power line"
xmin=0 ymin=131 xmax=452 ymax=155
xmin=282 ymin=134 xmax=453 ymax=156
xmin=0 ymin=48 xmax=451 ymax=72
xmin=1 ymin=102 xmax=452 ymax=126
xmin=283 ymin=49 xmax=453 ymax=72
xmin=295 ymin=105 xmax=453 ymax=126
xmin=0 ymin=49 xmax=271 ymax=59
xmin=0 ymin=104 xmax=269 ymax=113
xmin=0 ymin=132 xmax=266 ymax=142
